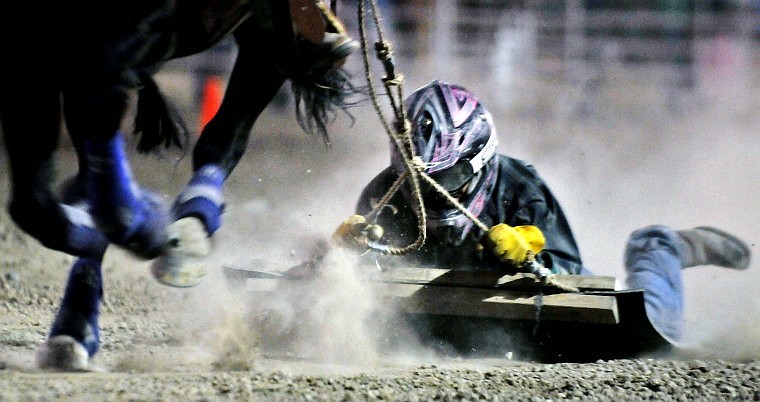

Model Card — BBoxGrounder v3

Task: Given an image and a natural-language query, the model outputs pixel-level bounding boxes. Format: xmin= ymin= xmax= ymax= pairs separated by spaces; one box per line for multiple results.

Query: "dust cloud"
xmin=486 ymin=66 xmax=760 ymax=359
xmin=141 ymin=44 xmax=760 ymax=369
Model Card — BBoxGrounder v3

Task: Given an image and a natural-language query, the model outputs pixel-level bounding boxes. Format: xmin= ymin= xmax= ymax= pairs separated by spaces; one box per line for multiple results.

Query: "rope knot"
xmin=374 ymin=41 xmax=392 ymax=60
xmin=382 ymin=74 xmax=405 ymax=87
xmin=393 ymin=118 xmax=410 ymax=135
xmin=412 ymin=156 xmax=426 ymax=171
xmin=374 ymin=40 xmax=400 ymax=83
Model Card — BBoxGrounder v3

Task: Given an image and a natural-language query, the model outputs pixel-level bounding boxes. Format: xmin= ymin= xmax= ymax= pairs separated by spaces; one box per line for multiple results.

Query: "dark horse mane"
xmin=291 ymin=66 xmax=364 ymax=147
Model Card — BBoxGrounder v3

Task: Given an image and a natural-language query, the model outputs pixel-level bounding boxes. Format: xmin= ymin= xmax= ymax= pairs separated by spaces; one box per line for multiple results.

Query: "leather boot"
xmin=676 ymin=226 xmax=751 ymax=269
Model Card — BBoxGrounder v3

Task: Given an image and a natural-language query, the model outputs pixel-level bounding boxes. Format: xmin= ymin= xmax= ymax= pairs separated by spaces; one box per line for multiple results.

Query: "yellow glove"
xmin=483 ymin=223 xmax=545 ymax=266
xmin=331 ymin=215 xmax=384 ymax=251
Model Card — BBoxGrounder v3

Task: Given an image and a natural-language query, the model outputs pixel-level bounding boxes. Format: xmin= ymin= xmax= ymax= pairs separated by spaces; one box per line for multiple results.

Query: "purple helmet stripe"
xmin=391 ymin=80 xmax=499 ymax=246
xmin=444 ymin=85 xmax=479 ymax=128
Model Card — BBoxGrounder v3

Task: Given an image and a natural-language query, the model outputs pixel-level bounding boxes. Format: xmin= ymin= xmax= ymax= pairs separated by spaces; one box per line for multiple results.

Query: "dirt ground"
xmin=1 ymin=59 xmax=759 ymax=400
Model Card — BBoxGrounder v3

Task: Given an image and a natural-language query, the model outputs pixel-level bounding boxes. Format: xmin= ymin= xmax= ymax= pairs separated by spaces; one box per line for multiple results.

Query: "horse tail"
xmin=133 ymin=70 xmax=190 ymax=153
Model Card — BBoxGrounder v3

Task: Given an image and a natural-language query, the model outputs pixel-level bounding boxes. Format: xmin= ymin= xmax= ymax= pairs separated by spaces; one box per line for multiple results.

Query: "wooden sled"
xmin=223 ymin=263 xmax=672 ymax=363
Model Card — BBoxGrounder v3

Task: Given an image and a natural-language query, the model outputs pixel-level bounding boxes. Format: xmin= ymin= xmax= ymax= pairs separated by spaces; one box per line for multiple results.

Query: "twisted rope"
xmin=356 ymin=0 xmax=425 ymax=255
xmin=350 ymin=1 xmax=577 ymax=292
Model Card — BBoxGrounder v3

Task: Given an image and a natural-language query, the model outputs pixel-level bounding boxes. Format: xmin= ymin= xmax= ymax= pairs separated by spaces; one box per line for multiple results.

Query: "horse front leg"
xmin=151 ymin=43 xmax=286 ymax=287
xmin=150 ymin=107 xmax=274 ymax=288
xmin=150 ymin=162 xmax=225 ymax=287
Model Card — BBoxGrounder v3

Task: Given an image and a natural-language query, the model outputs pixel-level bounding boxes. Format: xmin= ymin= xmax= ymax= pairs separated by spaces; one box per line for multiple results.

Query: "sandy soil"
xmin=1 ymin=59 xmax=759 ymax=400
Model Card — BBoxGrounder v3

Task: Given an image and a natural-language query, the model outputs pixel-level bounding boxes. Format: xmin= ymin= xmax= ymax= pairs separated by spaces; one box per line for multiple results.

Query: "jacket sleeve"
xmin=490 ymin=156 xmax=587 ymax=275
xmin=354 ymin=167 xmax=422 ymax=249
xmin=355 ymin=167 xmax=396 ymax=216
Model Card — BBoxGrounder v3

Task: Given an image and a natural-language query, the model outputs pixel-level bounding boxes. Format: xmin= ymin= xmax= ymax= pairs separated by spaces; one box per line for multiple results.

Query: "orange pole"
xmin=199 ymin=75 xmax=225 ymax=132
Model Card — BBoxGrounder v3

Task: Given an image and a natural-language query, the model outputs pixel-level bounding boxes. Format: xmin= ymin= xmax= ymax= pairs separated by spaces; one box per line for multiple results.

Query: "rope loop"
xmin=352 ymin=1 xmax=579 ymax=292
xmin=357 ymin=0 xmax=426 ymax=255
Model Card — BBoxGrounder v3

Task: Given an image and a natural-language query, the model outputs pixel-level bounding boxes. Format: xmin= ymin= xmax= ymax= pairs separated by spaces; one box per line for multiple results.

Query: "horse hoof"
xmin=36 ymin=335 xmax=91 ymax=372
xmin=123 ymin=191 xmax=172 ymax=260
xmin=150 ymin=217 xmax=210 ymax=287
xmin=324 ymin=33 xmax=359 ymax=68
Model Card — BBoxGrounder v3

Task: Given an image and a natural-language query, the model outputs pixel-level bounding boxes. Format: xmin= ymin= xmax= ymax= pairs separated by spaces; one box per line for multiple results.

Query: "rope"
xmin=350 ymin=1 xmax=578 ymax=292
xmin=416 ymin=169 xmax=577 ymax=291
xmin=417 ymin=170 xmax=489 ymax=233
xmin=354 ymin=0 xmax=491 ymax=256
xmin=356 ymin=0 xmax=426 ymax=255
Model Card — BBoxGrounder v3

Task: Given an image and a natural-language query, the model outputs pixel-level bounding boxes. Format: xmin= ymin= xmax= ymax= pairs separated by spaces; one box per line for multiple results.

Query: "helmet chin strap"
xmin=464 ymin=170 xmax=483 ymax=195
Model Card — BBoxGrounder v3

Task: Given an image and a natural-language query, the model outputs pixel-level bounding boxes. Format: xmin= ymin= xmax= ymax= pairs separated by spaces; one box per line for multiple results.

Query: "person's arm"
xmin=334 ymin=167 xmax=416 ymax=251
xmin=490 ymin=157 xmax=586 ymax=275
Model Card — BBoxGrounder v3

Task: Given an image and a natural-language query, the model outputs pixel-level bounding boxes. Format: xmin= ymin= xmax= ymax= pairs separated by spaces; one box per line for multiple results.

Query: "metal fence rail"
xmin=158 ymin=2 xmax=760 ymax=127
xmin=388 ymin=2 xmax=760 ymax=64
xmin=378 ymin=1 xmax=760 ymax=116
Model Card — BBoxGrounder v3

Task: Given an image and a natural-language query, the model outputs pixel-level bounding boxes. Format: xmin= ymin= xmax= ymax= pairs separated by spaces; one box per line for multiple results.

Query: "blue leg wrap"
xmin=173 ymin=164 xmax=225 ymax=235
xmin=61 ymin=204 xmax=109 ymax=260
xmin=48 ymin=258 xmax=103 ymax=357
xmin=84 ymin=134 xmax=169 ymax=258
xmin=7 ymin=198 xmax=108 ymax=260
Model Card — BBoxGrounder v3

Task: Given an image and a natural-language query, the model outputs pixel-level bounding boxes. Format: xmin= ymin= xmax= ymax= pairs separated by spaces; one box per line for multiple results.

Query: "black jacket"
xmin=355 ymin=154 xmax=587 ymax=275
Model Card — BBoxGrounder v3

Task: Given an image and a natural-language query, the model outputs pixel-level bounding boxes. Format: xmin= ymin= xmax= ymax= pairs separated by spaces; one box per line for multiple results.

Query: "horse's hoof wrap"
xmin=36 ymin=335 xmax=92 ymax=372
xmin=150 ymin=217 xmax=210 ymax=287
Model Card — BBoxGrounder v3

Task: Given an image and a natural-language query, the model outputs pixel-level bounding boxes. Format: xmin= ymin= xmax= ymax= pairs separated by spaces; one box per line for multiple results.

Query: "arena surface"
xmin=1 ymin=23 xmax=759 ymax=400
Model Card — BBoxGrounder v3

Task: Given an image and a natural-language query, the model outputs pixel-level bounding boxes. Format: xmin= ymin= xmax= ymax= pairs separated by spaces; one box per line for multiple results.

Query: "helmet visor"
xmin=426 ymin=161 xmax=474 ymax=193
xmin=422 ymin=163 xmax=481 ymax=211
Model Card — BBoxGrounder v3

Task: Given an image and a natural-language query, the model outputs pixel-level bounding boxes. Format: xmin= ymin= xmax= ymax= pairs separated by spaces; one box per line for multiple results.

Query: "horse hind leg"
xmin=36 ymin=258 xmax=104 ymax=372
xmin=1 ymin=85 xmax=109 ymax=260
xmin=4 ymin=154 xmax=109 ymax=260
xmin=151 ymin=164 xmax=225 ymax=287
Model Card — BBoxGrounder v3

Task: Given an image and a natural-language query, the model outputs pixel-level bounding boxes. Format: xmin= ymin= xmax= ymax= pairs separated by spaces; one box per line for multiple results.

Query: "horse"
xmin=0 ymin=0 xmax=361 ymax=370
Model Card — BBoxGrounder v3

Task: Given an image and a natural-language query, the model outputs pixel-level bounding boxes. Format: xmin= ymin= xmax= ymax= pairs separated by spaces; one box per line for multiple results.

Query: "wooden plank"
xmin=366 ymin=267 xmax=616 ymax=291
xmin=224 ymin=264 xmax=617 ymax=292
xmin=381 ymin=283 xmax=619 ymax=324
xmin=243 ymin=278 xmax=619 ymax=325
